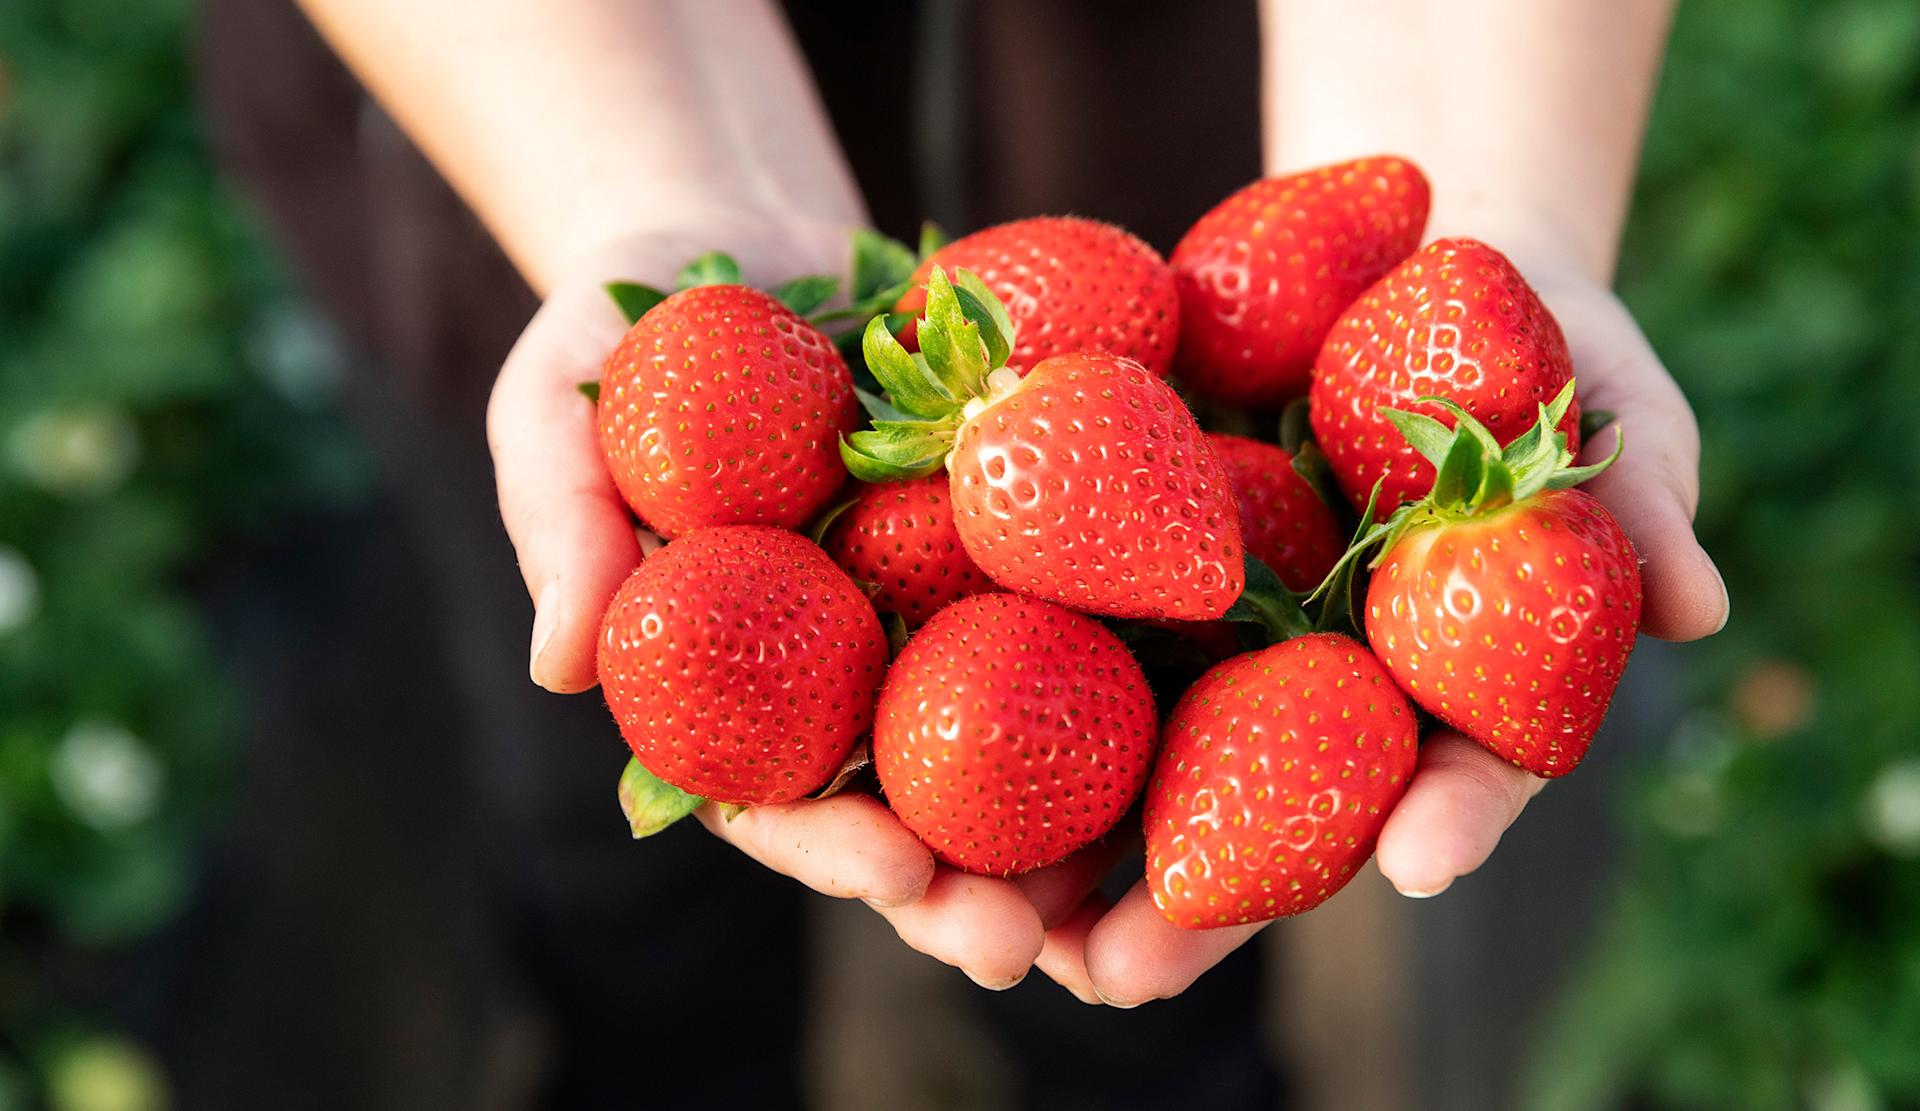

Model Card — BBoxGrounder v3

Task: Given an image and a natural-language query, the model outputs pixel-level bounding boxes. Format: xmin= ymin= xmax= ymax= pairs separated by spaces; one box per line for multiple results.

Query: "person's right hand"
xmin=488 ymin=217 xmax=1066 ymax=989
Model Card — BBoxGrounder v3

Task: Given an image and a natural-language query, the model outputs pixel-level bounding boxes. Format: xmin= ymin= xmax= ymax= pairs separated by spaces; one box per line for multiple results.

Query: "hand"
xmin=1042 ymin=260 xmax=1730 ymax=1008
xmin=490 ymin=216 xmax=1063 ymax=988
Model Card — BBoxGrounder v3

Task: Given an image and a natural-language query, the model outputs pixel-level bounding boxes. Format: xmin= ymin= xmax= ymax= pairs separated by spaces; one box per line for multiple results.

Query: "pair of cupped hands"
xmin=491 ymin=212 xmax=1729 ymax=1007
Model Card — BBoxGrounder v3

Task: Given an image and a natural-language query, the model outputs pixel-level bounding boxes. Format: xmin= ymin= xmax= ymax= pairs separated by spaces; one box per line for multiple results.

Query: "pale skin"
xmin=300 ymin=0 xmax=1726 ymax=1005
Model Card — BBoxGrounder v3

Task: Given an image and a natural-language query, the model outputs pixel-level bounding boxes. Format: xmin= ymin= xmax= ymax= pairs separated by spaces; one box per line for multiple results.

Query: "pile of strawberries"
xmin=588 ymin=156 xmax=1641 ymax=930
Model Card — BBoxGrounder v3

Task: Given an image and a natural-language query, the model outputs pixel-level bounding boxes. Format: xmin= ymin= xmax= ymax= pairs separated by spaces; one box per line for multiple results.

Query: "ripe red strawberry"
xmin=819 ymin=473 xmax=990 ymax=627
xmin=1171 ymin=156 xmax=1430 ymax=408
xmin=1145 ymin=633 xmax=1418 ymax=928
xmin=895 ymin=216 xmax=1179 ymax=377
xmin=1207 ymin=433 xmax=1343 ymax=592
xmin=599 ymin=284 xmax=856 ymax=537
xmin=1347 ymin=383 xmax=1640 ymax=777
xmin=1367 ymin=488 xmax=1640 ymax=777
xmin=845 ymin=269 xmax=1244 ymax=621
xmin=873 ymin=593 xmax=1158 ymax=875
xmin=1310 ymin=237 xmax=1579 ymax=514
xmin=598 ymin=526 xmax=887 ymax=805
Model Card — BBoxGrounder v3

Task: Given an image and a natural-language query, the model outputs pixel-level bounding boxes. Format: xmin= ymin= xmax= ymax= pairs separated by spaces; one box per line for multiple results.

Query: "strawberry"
xmin=818 ymin=473 xmax=990 ymax=627
xmin=873 ymin=593 xmax=1158 ymax=874
xmin=1348 ymin=383 xmax=1640 ymax=777
xmin=1207 ymin=433 xmax=1343 ymax=593
xmin=1145 ymin=632 xmax=1418 ymax=928
xmin=599 ymin=284 xmax=856 ymax=538
xmin=843 ymin=267 xmax=1244 ymax=621
xmin=1310 ymin=237 xmax=1579 ymax=514
xmin=895 ymin=216 xmax=1178 ymax=377
xmin=597 ymin=525 xmax=888 ymax=806
xmin=1171 ymin=156 xmax=1430 ymax=408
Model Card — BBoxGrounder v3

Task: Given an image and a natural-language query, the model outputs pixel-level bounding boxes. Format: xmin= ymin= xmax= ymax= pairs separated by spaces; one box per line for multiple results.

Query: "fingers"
xmin=1551 ymin=289 xmax=1729 ymax=642
xmin=1082 ymin=880 xmax=1264 ymax=1008
xmin=1011 ymin=832 xmax=1138 ymax=929
xmin=1032 ymin=894 xmax=1110 ymax=1005
xmin=488 ymin=289 xmax=642 ymax=693
xmin=1373 ymin=732 xmax=1546 ymax=898
xmin=869 ymin=869 xmax=1047 ymax=990
xmin=695 ymin=792 xmax=935 ymax=906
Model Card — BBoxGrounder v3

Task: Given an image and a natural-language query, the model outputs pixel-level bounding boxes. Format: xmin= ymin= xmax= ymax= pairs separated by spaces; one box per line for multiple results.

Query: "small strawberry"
xmin=1207 ymin=433 xmax=1343 ymax=593
xmin=1145 ymin=632 xmax=1418 ymax=928
xmin=873 ymin=593 xmax=1159 ymax=875
xmin=843 ymin=267 xmax=1244 ymax=621
xmin=818 ymin=473 xmax=990 ymax=627
xmin=598 ymin=526 xmax=888 ymax=806
xmin=1346 ymin=383 xmax=1640 ymax=777
xmin=895 ymin=216 xmax=1179 ymax=377
xmin=599 ymin=284 xmax=857 ymax=537
xmin=1310 ymin=237 xmax=1578 ymax=514
xmin=1171 ymin=156 xmax=1430 ymax=408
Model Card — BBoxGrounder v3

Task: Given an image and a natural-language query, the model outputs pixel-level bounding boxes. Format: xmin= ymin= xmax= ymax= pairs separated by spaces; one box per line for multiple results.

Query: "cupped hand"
xmin=1052 ymin=262 xmax=1730 ymax=1008
xmin=489 ymin=216 xmax=1064 ymax=988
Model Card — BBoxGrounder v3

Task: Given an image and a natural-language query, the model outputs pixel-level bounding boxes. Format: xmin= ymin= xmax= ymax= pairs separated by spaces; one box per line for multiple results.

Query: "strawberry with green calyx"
xmin=816 ymin=473 xmax=991 ymax=628
xmin=598 ymin=526 xmax=888 ymax=808
xmin=873 ymin=593 xmax=1159 ymax=875
xmin=1145 ymin=631 xmax=1419 ymax=928
xmin=893 ymin=216 xmax=1180 ymax=378
xmin=1172 ymin=156 xmax=1431 ymax=409
xmin=1309 ymin=237 xmax=1580 ymax=515
xmin=1323 ymin=380 xmax=1640 ymax=778
xmin=843 ymin=266 xmax=1244 ymax=621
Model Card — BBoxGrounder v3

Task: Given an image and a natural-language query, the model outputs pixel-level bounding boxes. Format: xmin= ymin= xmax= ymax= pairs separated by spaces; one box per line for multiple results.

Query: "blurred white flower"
xmin=1863 ymin=758 xmax=1920 ymax=857
xmin=0 ymin=544 xmax=38 ymax=634
xmin=6 ymin=407 xmax=141 ymax=497
xmin=50 ymin=721 xmax=164 ymax=832
xmin=46 ymin=1036 xmax=171 ymax=1111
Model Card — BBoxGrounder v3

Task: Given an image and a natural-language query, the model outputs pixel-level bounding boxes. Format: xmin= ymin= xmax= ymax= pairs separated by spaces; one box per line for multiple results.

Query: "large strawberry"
xmin=1145 ymin=632 xmax=1418 ymax=928
xmin=818 ymin=473 xmax=990 ymax=627
xmin=599 ymin=284 xmax=856 ymax=537
xmin=598 ymin=526 xmax=888 ymax=806
xmin=1310 ymin=237 xmax=1579 ymax=514
xmin=842 ymin=267 xmax=1244 ymax=621
xmin=1350 ymin=384 xmax=1640 ymax=777
xmin=1207 ymin=433 xmax=1343 ymax=592
xmin=1171 ymin=156 xmax=1430 ymax=408
xmin=873 ymin=593 xmax=1158 ymax=875
xmin=895 ymin=216 xmax=1178 ymax=378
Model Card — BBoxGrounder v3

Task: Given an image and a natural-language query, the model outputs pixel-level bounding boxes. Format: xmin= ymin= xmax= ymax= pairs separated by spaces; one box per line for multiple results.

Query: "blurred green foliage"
xmin=1526 ymin=0 xmax=1920 ymax=1108
xmin=0 ymin=0 xmax=364 ymax=1103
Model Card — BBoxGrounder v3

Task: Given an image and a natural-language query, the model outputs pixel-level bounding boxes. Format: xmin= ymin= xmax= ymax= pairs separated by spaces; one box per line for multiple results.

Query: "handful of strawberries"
xmin=587 ymin=156 xmax=1641 ymax=931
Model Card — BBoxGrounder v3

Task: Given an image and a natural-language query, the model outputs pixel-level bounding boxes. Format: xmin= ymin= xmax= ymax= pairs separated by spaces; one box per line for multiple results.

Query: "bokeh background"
xmin=2 ymin=0 xmax=1917 ymax=1108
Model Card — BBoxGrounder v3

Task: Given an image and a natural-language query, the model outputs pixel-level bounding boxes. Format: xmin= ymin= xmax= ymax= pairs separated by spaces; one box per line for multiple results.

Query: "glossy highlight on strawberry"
xmin=897 ymin=216 xmax=1179 ymax=377
xmin=1172 ymin=156 xmax=1430 ymax=408
xmin=819 ymin=473 xmax=990 ymax=627
xmin=948 ymin=352 xmax=1245 ymax=620
xmin=874 ymin=593 xmax=1158 ymax=875
xmin=1310 ymin=237 xmax=1578 ymax=513
xmin=597 ymin=526 xmax=887 ymax=806
xmin=599 ymin=284 xmax=856 ymax=537
xmin=1146 ymin=633 xmax=1418 ymax=928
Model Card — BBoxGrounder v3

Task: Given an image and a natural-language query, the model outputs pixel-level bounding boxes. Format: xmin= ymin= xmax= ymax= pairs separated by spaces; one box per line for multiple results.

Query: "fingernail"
xmin=529 ymin=578 xmax=560 ymax=686
xmin=861 ymin=893 xmax=918 ymax=910
xmin=1093 ymin=989 xmax=1145 ymax=1009
xmin=1064 ymin=983 xmax=1103 ymax=1006
xmin=1396 ymin=878 xmax=1453 ymax=899
xmin=1709 ymin=558 xmax=1731 ymax=635
xmin=965 ymin=969 xmax=1026 ymax=992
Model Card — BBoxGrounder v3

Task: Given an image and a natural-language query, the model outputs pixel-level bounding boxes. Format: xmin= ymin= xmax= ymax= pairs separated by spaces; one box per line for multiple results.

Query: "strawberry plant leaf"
xmin=805 ymin=495 xmax=861 ymax=545
xmin=861 ymin=315 xmax=957 ymax=419
xmin=1278 ymin=398 xmax=1312 ymax=453
xmin=605 ymin=281 xmax=668 ymax=324
xmin=917 ymin=267 xmax=990 ymax=398
xmin=882 ymin=611 xmax=911 ymax=656
xmin=1430 ymin=431 xmax=1485 ymax=509
xmin=1578 ymin=407 xmax=1617 ymax=442
xmin=851 ymin=228 xmax=918 ymax=304
xmin=617 ymin=758 xmax=703 ymax=839
xmin=676 ymin=251 xmax=743 ymax=291
xmin=952 ymin=268 xmax=1015 ymax=367
xmin=576 ymin=380 xmax=601 ymax=404
xmin=772 ymin=274 xmax=840 ymax=316
xmin=854 ymin=387 xmax=910 ymax=423
xmin=1545 ymin=425 xmax=1626 ymax=490
xmin=1289 ymin=441 xmax=1344 ymax=512
xmin=806 ymin=742 xmax=872 ymax=800
xmin=918 ymin=220 xmax=952 ymax=259
xmin=841 ymin=427 xmax=948 ymax=482
xmin=1223 ymin=554 xmax=1314 ymax=644
xmin=1382 ymin=407 xmax=1457 ymax=469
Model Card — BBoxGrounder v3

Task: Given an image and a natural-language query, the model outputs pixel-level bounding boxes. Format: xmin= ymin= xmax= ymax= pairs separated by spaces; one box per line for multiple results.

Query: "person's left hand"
xmin=1023 ymin=259 xmax=1729 ymax=1007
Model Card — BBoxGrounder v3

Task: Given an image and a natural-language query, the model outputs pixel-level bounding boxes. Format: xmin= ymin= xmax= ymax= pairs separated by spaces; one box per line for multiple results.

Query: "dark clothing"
xmin=186 ymin=2 xmax=1278 ymax=1108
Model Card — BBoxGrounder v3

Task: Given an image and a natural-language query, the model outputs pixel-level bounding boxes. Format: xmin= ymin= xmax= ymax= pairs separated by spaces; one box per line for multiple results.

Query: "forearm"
xmin=1261 ymin=0 xmax=1675 ymax=281
xmin=297 ymin=0 xmax=866 ymax=291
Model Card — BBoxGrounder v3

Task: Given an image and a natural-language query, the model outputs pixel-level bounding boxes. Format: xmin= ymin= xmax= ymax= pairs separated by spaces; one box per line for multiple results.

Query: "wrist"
xmin=541 ymin=202 xmax=861 ymax=299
